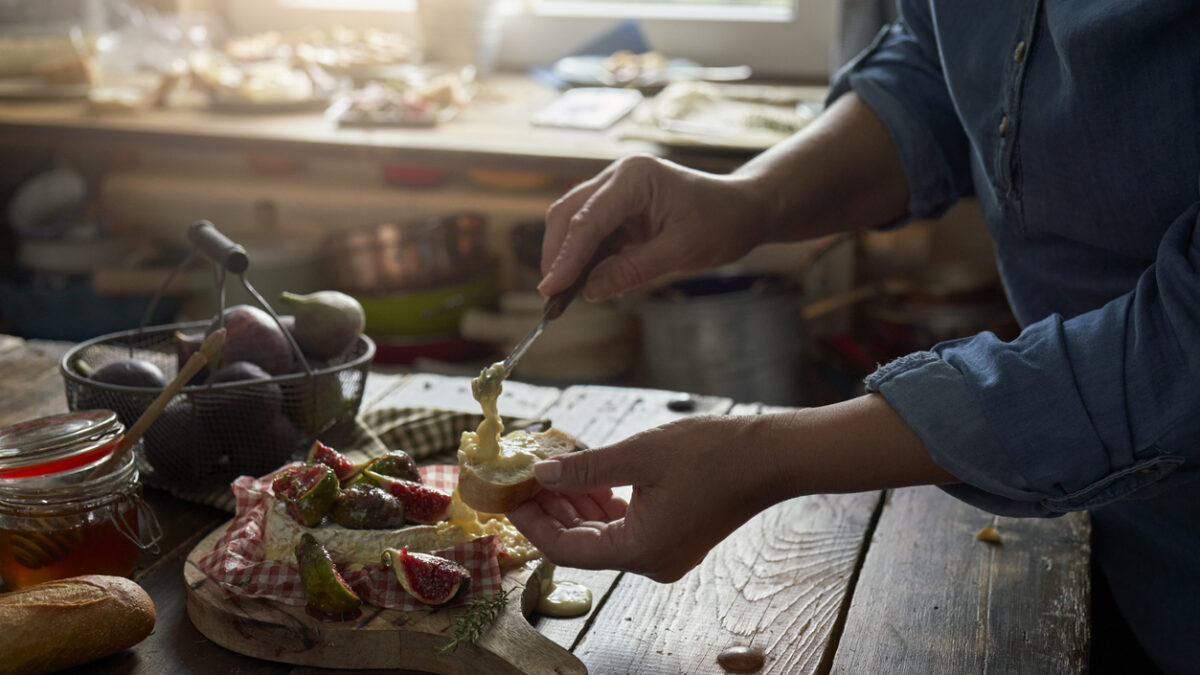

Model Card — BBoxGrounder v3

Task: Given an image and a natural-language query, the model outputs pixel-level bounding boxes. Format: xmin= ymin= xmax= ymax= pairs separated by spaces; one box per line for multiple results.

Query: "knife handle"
xmin=543 ymin=228 xmax=625 ymax=320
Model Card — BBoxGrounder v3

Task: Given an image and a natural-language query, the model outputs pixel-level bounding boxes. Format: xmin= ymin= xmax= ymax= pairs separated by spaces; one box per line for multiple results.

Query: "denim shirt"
xmin=828 ymin=1 xmax=1200 ymax=670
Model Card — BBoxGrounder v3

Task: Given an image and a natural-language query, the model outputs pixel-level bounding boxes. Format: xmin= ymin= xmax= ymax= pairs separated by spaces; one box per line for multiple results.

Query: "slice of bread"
xmin=457 ymin=427 xmax=576 ymax=514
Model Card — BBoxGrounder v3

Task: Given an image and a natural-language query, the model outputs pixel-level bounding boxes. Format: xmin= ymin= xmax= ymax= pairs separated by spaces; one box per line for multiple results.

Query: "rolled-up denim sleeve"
xmin=827 ymin=2 xmax=973 ymax=220
xmin=866 ymin=202 xmax=1200 ymax=517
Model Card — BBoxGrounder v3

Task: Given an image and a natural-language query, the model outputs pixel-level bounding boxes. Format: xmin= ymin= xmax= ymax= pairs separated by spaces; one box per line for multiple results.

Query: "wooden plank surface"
xmin=563 ymin=396 xmax=883 ymax=674
xmin=830 ymin=487 xmax=1090 ymax=674
xmin=0 ymin=336 xmax=1092 ymax=674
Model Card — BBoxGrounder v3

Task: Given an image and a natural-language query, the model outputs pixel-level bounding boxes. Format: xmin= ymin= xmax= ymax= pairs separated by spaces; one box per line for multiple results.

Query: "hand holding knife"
xmin=475 ymin=228 xmax=625 ymax=391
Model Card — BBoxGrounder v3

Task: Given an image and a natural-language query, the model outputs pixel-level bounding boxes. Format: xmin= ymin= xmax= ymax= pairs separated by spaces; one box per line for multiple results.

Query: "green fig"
xmin=278 ymin=290 xmax=365 ymax=360
xmin=271 ymin=464 xmax=340 ymax=527
xmin=296 ymin=533 xmax=362 ymax=616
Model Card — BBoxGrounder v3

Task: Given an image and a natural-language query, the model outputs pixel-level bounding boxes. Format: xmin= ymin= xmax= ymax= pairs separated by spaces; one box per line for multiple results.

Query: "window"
xmin=233 ymin=0 xmax=832 ymax=81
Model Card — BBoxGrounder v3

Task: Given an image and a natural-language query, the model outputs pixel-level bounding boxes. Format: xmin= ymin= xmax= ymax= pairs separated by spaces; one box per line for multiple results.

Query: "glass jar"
xmin=0 ymin=410 xmax=162 ymax=590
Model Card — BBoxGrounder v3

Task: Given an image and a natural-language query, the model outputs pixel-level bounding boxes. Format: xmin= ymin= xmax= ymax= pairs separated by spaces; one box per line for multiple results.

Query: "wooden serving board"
xmin=184 ymin=520 xmax=585 ymax=674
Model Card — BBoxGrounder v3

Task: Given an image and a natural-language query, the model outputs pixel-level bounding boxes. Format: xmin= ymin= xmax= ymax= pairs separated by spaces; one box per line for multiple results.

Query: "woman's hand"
xmin=538 ymin=155 xmax=768 ymax=302
xmin=506 ymin=415 xmax=778 ymax=583
xmin=505 ymin=395 xmax=955 ymax=583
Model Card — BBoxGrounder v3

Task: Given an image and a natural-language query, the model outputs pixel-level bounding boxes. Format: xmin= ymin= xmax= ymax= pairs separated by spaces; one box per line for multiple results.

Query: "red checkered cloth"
xmin=195 ymin=464 xmax=504 ymax=610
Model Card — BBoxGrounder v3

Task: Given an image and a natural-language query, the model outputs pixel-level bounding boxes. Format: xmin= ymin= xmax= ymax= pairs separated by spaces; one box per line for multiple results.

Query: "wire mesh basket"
xmin=58 ymin=221 xmax=376 ymax=491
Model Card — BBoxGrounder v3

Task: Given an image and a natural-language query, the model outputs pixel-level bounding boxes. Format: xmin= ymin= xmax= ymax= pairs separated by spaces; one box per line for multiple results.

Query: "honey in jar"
xmin=0 ymin=410 xmax=161 ymax=590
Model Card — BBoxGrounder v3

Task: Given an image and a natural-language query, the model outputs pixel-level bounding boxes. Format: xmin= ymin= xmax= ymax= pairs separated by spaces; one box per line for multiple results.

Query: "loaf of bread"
xmin=0 ymin=575 xmax=156 ymax=675
xmin=458 ymin=427 xmax=576 ymax=514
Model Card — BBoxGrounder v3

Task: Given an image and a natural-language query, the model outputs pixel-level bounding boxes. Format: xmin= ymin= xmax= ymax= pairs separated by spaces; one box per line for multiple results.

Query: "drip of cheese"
xmin=465 ymin=361 xmax=506 ymax=463
xmin=537 ymin=573 xmax=592 ymax=617
xmin=440 ymin=488 xmax=538 ymax=565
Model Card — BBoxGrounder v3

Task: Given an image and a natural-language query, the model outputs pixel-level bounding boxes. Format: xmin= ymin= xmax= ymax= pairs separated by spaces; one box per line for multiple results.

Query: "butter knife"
xmin=499 ymin=228 xmax=625 ymax=377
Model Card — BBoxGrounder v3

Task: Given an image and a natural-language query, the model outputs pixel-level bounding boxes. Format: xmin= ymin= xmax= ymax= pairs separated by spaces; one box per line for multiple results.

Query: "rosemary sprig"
xmin=439 ymin=588 xmax=516 ymax=654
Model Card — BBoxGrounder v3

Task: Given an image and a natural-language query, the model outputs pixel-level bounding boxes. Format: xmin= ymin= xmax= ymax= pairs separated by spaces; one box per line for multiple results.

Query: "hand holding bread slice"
xmin=457 ymin=427 xmax=576 ymax=514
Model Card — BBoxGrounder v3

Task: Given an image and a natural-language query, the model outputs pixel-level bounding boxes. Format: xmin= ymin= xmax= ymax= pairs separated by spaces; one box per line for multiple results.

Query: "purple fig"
xmin=197 ymin=360 xmax=282 ymax=430
xmin=208 ymin=304 xmax=294 ymax=375
xmin=278 ymin=291 xmax=364 ymax=361
xmin=330 ymin=483 xmax=407 ymax=529
xmin=90 ymin=358 xmax=168 ymax=389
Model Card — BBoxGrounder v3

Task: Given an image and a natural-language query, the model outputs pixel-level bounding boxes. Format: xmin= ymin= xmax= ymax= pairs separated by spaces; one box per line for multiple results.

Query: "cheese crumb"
xmin=975 ymin=525 xmax=1002 ymax=544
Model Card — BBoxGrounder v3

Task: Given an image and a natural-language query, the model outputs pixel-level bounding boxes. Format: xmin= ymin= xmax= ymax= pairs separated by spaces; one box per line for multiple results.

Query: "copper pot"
xmin=325 ymin=212 xmax=487 ymax=294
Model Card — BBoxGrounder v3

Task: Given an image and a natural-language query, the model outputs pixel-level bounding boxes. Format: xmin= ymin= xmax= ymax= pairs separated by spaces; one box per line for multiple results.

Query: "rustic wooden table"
xmin=0 ymin=335 xmax=1090 ymax=674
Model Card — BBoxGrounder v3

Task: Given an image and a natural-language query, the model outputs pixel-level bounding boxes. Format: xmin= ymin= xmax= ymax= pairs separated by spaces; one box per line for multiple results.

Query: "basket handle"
xmin=189 ymin=220 xmax=249 ymax=274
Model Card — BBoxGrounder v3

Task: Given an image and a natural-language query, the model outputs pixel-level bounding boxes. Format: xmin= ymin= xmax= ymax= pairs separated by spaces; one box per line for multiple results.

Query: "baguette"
xmin=0 ymin=575 xmax=156 ymax=675
xmin=457 ymin=427 xmax=576 ymax=514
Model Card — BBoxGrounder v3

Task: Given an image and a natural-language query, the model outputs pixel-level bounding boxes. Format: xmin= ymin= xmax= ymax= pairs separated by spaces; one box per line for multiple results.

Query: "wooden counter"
xmin=0 ymin=73 xmax=792 ymax=176
xmin=0 ymin=335 xmax=1090 ymax=674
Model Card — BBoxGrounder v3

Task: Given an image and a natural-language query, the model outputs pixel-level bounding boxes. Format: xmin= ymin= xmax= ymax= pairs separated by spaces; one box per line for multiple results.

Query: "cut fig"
xmin=330 ymin=483 xmax=407 ymax=529
xmin=307 ymin=441 xmax=358 ymax=482
xmin=363 ymin=450 xmax=422 ymax=483
xmin=383 ymin=546 xmax=470 ymax=606
xmin=363 ymin=471 xmax=452 ymax=524
xmin=297 ymin=533 xmax=361 ymax=616
xmin=271 ymin=464 xmax=339 ymax=527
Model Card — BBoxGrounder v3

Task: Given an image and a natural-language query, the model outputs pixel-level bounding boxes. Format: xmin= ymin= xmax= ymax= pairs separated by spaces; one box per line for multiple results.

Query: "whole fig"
xmin=288 ymin=361 xmax=349 ymax=437
xmin=197 ymin=360 xmax=281 ymax=431
xmin=234 ymin=412 xmax=303 ymax=477
xmin=330 ymin=484 xmax=407 ymax=529
xmin=76 ymin=357 xmax=167 ymax=417
xmin=143 ymin=398 xmax=210 ymax=485
xmin=208 ymin=304 xmax=294 ymax=375
xmin=278 ymin=291 xmax=365 ymax=360
xmin=363 ymin=450 xmax=422 ymax=484
xmin=90 ymin=358 xmax=168 ymax=389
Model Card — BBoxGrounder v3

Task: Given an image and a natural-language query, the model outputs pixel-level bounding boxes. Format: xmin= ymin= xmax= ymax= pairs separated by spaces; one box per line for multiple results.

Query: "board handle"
xmin=476 ymin=613 xmax=586 ymax=675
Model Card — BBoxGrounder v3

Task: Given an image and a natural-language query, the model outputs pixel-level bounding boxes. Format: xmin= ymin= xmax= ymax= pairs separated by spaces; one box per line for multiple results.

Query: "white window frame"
xmin=232 ymin=0 xmax=833 ymax=81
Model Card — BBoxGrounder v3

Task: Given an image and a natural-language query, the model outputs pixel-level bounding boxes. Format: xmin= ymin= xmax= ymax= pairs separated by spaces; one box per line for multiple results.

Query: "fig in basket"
xmin=198 ymin=360 xmax=282 ymax=430
xmin=296 ymin=533 xmax=362 ymax=618
xmin=278 ymin=290 xmax=365 ymax=360
xmin=89 ymin=358 xmax=168 ymax=388
xmin=382 ymin=546 xmax=470 ymax=606
xmin=177 ymin=305 xmax=293 ymax=377
xmin=286 ymin=359 xmax=351 ymax=436
xmin=272 ymin=464 xmax=340 ymax=527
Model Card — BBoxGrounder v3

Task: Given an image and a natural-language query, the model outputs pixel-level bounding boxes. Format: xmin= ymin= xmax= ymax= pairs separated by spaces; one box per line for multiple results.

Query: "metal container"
xmin=325 ymin=212 xmax=488 ymax=294
xmin=637 ymin=272 xmax=805 ymax=405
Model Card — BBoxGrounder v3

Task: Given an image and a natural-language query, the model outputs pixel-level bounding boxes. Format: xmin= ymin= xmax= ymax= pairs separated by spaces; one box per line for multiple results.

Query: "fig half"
xmin=306 ymin=441 xmax=359 ymax=482
xmin=271 ymin=464 xmax=339 ymax=527
xmin=383 ymin=546 xmax=470 ymax=606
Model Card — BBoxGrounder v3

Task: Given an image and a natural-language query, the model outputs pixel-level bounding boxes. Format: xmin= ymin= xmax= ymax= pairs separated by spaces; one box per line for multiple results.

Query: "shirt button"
xmin=1013 ymin=41 xmax=1027 ymax=63
xmin=999 ymin=115 xmax=1010 ymax=136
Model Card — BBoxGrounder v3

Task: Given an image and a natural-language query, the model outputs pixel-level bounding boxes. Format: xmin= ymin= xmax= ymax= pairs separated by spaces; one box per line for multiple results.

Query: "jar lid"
xmin=0 ymin=410 xmax=123 ymax=480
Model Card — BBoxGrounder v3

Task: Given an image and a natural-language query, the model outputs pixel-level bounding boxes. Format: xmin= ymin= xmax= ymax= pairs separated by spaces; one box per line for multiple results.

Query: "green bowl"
xmin=356 ymin=266 xmax=499 ymax=337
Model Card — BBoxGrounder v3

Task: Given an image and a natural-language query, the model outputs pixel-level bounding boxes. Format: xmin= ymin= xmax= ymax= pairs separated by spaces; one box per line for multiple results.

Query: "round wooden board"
xmin=184 ymin=519 xmax=585 ymax=674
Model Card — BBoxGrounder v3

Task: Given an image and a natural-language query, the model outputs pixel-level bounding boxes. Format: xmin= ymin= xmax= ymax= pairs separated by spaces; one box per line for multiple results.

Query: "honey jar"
xmin=0 ymin=410 xmax=161 ymax=590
